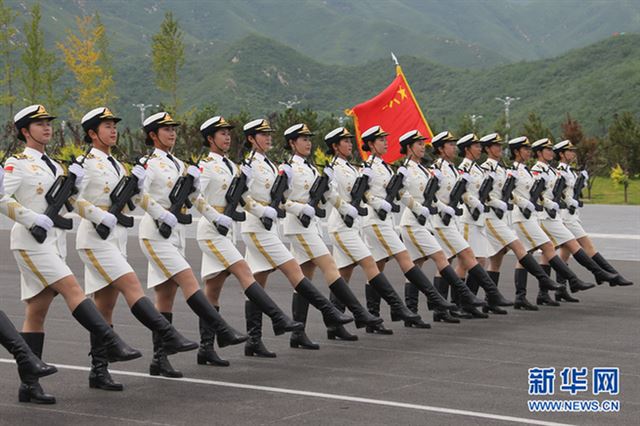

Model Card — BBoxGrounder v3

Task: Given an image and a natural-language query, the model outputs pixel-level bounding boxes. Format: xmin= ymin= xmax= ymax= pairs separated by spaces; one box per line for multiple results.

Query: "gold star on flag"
xmin=397 ymin=86 xmax=407 ymax=100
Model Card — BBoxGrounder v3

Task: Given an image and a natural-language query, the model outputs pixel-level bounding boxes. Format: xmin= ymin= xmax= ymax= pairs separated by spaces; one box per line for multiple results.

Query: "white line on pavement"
xmin=0 ymin=359 xmax=574 ymax=426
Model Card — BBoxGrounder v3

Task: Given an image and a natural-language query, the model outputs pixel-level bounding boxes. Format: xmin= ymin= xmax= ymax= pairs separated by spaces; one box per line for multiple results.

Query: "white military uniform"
xmin=327 ymin=157 xmax=373 ymax=268
xmin=509 ymin=161 xmax=551 ymax=251
xmin=531 ymin=160 xmax=574 ymax=248
xmin=196 ymin=152 xmax=244 ymax=280
xmin=457 ymin=158 xmax=489 ymax=257
xmin=240 ymin=152 xmax=294 ymax=273
xmin=429 ymin=158 xmax=470 ymax=258
xmin=138 ymin=148 xmax=202 ymax=287
xmin=399 ymin=159 xmax=443 ymax=261
xmin=284 ymin=154 xmax=352 ymax=264
xmin=0 ymin=147 xmax=72 ymax=300
xmin=557 ymin=162 xmax=587 ymax=239
xmin=479 ymin=158 xmax=518 ymax=255
xmin=74 ymin=148 xmax=138 ymax=294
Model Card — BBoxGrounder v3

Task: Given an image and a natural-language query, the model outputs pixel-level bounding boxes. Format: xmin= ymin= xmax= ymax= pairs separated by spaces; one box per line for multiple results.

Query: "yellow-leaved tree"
xmin=57 ymin=15 xmax=115 ymax=120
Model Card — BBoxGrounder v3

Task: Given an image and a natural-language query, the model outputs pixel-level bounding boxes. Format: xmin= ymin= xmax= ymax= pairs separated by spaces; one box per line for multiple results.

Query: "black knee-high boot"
xmin=327 ymin=292 xmax=358 ymax=341
xmin=244 ymin=282 xmax=303 ymax=334
xmin=245 ymin=301 xmax=276 ymax=357
xmin=482 ymin=271 xmax=508 ymax=314
xmin=198 ymin=310 xmax=230 ymax=366
xmin=289 ymin=293 xmax=320 ymax=349
xmin=592 ymin=253 xmax=634 ymax=286
xmin=330 ymin=278 xmax=382 ymax=328
xmin=186 ymin=290 xmax=248 ymax=347
xmin=432 ymin=277 xmax=460 ymax=323
xmin=368 ymin=274 xmax=420 ymax=323
xmin=460 ymin=275 xmax=488 ymax=318
xmin=150 ymin=313 xmax=183 ymax=378
xmin=294 ymin=278 xmax=353 ymax=327
xmin=365 ymin=285 xmax=393 ymax=334
xmin=468 ymin=264 xmax=513 ymax=307
xmin=403 ymin=283 xmax=431 ymax=328
xmin=439 ymin=266 xmax=487 ymax=311
xmin=89 ymin=326 xmax=124 ymax=391
xmin=548 ymin=256 xmax=595 ymax=293
xmin=513 ymin=269 xmax=538 ymax=310
xmin=17 ymin=332 xmax=56 ymax=404
xmin=519 ymin=254 xmax=562 ymax=291
xmin=536 ymin=265 xmax=560 ymax=306
xmin=0 ymin=312 xmax=57 ymax=385
xmin=572 ymin=249 xmax=618 ymax=285
xmin=405 ymin=266 xmax=456 ymax=311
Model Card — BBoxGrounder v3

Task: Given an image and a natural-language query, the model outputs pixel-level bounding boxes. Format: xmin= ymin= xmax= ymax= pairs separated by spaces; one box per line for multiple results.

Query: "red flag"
xmin=346 ymin=65 xmax=433 ymax=163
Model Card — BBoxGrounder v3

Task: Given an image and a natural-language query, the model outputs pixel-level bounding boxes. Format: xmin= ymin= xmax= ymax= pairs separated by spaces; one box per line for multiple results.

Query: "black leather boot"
xmin=17 ymin=333 xmax=56 ymax=404
xmin=131 ymin=297 xmax=197 ymax=355
xmin=554 ymin=269 xmax=580 ymax=302
xmin=89 ymin=328 xmax=124 ymax=391
xmin=72 ymin=299 xmax=141 ymax=363
xmin=369 ymin=274 xmax=420 ymax=323
xmin=536 ymin=265 xmax=560 ymax=306
xmin=432 ymin=277 xmax=460 ymax=323
xmin=330 ymin=278 xmax=382 ymax=328
xmin=289 ymin=293 xmax=320 ymax=349
xmin=460 ymin=280 xmax=489 ymax=319
xmin=244 ymin=282 xmax=303 ymax=335
xmin=197 ymin=312 xmax=230 ymax=366
xmin=468 ymin=265 xmax=513 ymax=307
xmin=294 ymin=278 xmax=353 ymax=327
xmin=327 ymin=293 xmax=358 ymax=340
xmin=573 ymin=248 xmax=618 ymax=285
xmin=482 ymin=271 xmax=508 ymax=314
xmin=186 ymin=290 xmax=248 ymax=347
xmin=245 ymin=301 xmax=276 ymax=357
xmin=403 ymin=283 xmax=431 ymax=328
xmin=405 ymin=266 xmax=456 ymax=310
xmin=519 ymin=254 xmax=562 ymax=291
xmin=592 ymin=253 xmax=634 ymax=286
xmin=150 ymin=313 xmax=183 ymax=378
xmin=440 ymin=266 xmax=487 ymax=309
xmin=365 ymin=285 xmax=393 ymax=334
xmin=513 ymin=269 xmax=538 ymax=311
xmin=548 ymin=256 xmax=595 ymax=293
xmin=0 ymin=312 xmax=57 ymax=385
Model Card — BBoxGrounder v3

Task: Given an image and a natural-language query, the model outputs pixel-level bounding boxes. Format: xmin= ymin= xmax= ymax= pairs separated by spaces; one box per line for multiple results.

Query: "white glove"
xmin=34 ymin=214 xmax=53 ymax=231
xmin=280 ymin=164 xmax=293 ymax=187
xmin=523 ymin=200 xmax=536 ymax=212
xmin=568 ymin=198 xmax=580 ymax=209
xmin=0 ymin=166 xmax=5 ymax=195
xmin=431 ymin=169 xmax=443 ymax=181
xmin=240 ymin=163 xmax=252 ymax=180
xmin=441 ymin=205 xmax=456 ymax=217
xmin=186 ymin=165 xmax=200 ymax=180
xmin=459 ymin=172 xmax=471 ymax=182
xmin=488 ymin=171 xmax=497 ymax=180
xmin=132 ymin=165 xmax=146 ymax=190
xmin=99 ymin=212 xmax=117 ymax=230
xmin=396 ymin=166 xmax=408 ymax=177
xmin=69 ymin=163 xmax=85 ymax=187
xmin=158 ymin=211 xmax=178 ymax=229
xmin=581 ymin=170 xmax=589 ymax=180
xmin=506 ymin=170 xmax=517 ymax=180
xmin=538 ymin=173 xmax=551 ymax=183
xmin=419 ymin=206 xmax=430 ymax=218
xmin=214 ymin=214 xmax=233 ymax=230
xmin=469 ymin=198 xmax=483 ymax=211
xmin=344 ymin=204 xmax=358 ymax=219
xmin=301 ymin=204 xmax=315 ymax=219
xmin=379 ymin=200 xmax=392 ymax=213
xmin=361 ymin=167 xmax=372 ymax=178
xmin=323 ymin=166 xmax=335 ymax=183
xmin=548 ymin=201 xmax=559 ymax=211
xmin=491 ymin=199 xmax=508 ymax=212
xmin=262 ymin=206 xmax=277 ymax=221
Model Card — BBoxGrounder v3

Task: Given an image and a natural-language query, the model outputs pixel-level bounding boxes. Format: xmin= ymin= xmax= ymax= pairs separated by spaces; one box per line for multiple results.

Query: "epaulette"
xmin=84 ymin=153 xmax=96 ymax=160
xmin=12 ymin=154 xmax=29 ymax=160
xmin=200 ymin=157 xmax=213 ymax=163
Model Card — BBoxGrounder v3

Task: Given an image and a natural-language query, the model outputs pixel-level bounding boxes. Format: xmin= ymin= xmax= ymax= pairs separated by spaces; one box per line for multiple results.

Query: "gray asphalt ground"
xmin=0 ymin=205 xmax=638 ymax=425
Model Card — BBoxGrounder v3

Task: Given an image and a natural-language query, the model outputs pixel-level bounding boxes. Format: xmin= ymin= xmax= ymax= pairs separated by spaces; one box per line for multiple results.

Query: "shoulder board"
xmin=12 ymin=154 xmax=29 ymax=160
xmin=200 ymin=157 xmax=213 ymax=163
xmin=85 ymin=153 xmax=96 ymax=160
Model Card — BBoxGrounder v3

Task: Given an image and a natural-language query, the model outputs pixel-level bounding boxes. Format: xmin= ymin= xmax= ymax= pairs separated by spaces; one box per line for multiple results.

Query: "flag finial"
xmin=391 ymin=52 xmax=399 ymax=66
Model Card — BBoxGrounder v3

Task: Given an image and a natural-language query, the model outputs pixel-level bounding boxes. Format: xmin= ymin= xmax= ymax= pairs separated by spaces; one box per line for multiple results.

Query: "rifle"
xmin=261 ymin=156 xmax=290 ymax=231
xmin=376 ymin=158 xmax=407 ymax=221
xmin=343 ymin=160 xmax=371 ymax=228
xmin=547 ymin=174 xmax=566 ymax=219
xmin=30 ymin=144 xmax=93 ymax=243
xmin=521 ymin=178 xmax=546 ymax=219
xmin=440 ymin=175 xmax=467 ymax=226
xmin=216 ymin=151 xmax=255 ymax=236
xmin=157 ymin=150 xmax=207 ymax=239
xmin=495 ymin=172 xmax=516 ymax=219
xmin=299 ymin=156 xmax=336 ymax=228
xmin=413 ymin=166 xmax=438 ymax=226
xmin=569 ymin=172 xmax=586 ymax=214
xmin=472 ymin=174 xmax=493 ymax=221
xmin=94 ymin=149 xmax=153 ymax=240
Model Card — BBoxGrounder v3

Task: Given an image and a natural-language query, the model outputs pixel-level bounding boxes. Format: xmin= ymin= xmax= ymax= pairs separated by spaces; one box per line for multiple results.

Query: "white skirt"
xmin=562 ymin=216 xmax=588 ymax=240
xmin=512 ymin=220 xmax=550 ymax=252
xmin=288 ymin=232 xmax=331 ymax=264
xmin=484 ymin=216 xmax=518 ymax=256
xmin=457 ymin=222 xmax=489 ymax=258
xmin=401 ymin=226 xmax=442 ymax=261
xmin=431 ymin=224 xmax=470 ymax=259
xmin=241 ymin=231 xmax=294 ymax=273
xmin=13 ymin=249 xmax=73 ymax=301
xmin=539 ymin=219 xmax=575 ymax=248
xmin=363 ymin=223 xmax=407 ymax=262
xmin=139 ymin=238 xmax=191 ymax=288
xmin=330 ymin=229 xmax=372 ymax=269
xmin=78 ymin=246 xmax=134 ymax=295
xmin=198 ymin=235 xmax=244 ymax=281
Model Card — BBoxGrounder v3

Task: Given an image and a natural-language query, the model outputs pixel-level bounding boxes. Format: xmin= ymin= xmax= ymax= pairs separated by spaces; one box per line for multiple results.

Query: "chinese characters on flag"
xmin=347 ymin=65 xmax=433 ymax=163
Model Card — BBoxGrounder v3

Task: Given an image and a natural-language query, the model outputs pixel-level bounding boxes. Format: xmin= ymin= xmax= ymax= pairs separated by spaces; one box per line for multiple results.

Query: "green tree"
xmin=605 ymin=112 xmax=640 ymax=176
xmin=152 ymin=12 xmax=184 ymax=114
xmin=522 ymin=112 xmax=553 ymax=142
xmin=610 ymin=164 xmax=630 ymax=204
xmin=0 ymin=0 xmax=18 ymax=118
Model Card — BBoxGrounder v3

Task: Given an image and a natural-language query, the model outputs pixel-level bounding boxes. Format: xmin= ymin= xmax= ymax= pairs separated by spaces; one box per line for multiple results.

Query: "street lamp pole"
xmin=495 ymin=96 xmax=520 ymax=141
xmin=132 ymin=103 xmax=159 ymax=125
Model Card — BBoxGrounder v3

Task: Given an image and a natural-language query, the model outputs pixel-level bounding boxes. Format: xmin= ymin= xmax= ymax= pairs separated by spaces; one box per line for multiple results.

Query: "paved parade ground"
xmin=0 ymin=205 xmax=638 ymax=425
